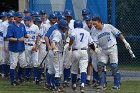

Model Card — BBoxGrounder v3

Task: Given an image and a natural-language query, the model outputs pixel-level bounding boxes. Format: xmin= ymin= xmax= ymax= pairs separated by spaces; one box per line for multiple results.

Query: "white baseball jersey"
xmin=25 ymin=24 xmax=39 ymax=44
xmin=70 ymin=28 xmax=93 ymax=49
xmin=49 ymin=29 xmax=63 ymax=52
xmin=83 ymin=20 xmax=87 ymax=28
xmin=93 ymin=24 xmax=121 ymax=49
xmin=1 ymin=20 xmax=9 ymax=38
xmin=69 ymin=19 xmax=75 ymax=30
xmin=0 ymin=21 xmax=3 ymax=42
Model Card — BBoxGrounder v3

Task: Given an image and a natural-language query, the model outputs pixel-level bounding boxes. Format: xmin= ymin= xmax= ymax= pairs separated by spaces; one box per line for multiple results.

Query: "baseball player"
xmin=67 ymin=20 xmax=95 ymax=93
xmin=0 ymin=12 xmax=8 ymax=77
xmin=44 ymin=14 xmax=66 ymax=90
xmin=23 ymin=16 xmax=41 ymax=84
xmin=1 ymin=12 xmax=15 ymax=78
xmin=6 ymin=12 xmax=28 ymax=86
xmin=35 ymin=14 xmax=58 ymax=80
xmin=39 ymin=10 xmax=49 ymax=24
xmin=82 ymin=9 xmax=90 ymax=28
xmin=84 ymin=15 xmax=99 ymax=86
xmin=32 ymin=12 xmax=40 ymax=23
xmin=92 ymin=16 xmax=132 ymax=90
xmin=45 ymin=19 xmax=68 ymax=92
xmin=62 ymin=9 xmax=75 ymax=86
xmin=23 ymin=9 xmax=32 ymax=16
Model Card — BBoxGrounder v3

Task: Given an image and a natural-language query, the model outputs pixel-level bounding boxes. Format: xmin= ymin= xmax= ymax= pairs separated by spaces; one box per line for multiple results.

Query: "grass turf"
xmin=0 ymin=78 xmax=140 ymax=93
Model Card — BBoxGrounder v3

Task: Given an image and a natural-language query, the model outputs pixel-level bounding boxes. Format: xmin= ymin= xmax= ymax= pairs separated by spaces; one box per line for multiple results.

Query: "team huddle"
xmin=0 ymin=8 xmax=133 ymax=93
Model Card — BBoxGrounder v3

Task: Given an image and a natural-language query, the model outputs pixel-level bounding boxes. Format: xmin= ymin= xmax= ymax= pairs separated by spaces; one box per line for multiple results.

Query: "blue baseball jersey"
xmin=6 ymin=22 xmax=27 ymax=52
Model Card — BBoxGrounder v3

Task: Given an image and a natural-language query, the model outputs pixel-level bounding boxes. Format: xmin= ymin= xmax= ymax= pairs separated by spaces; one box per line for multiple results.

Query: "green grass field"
xmin=0 ymin=78 xmax=140 ymax=93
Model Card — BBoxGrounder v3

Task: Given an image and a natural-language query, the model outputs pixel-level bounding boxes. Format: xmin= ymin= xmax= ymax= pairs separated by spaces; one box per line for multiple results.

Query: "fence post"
xmin=111 ymin=0 xmax=116 ymax=26
xmin=29 ymin=0 xmax=33 ymax=10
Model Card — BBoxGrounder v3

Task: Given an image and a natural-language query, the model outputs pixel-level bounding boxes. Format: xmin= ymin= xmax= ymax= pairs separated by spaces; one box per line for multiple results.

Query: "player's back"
xmin=72 ymin=28 xmax=91 ymax=49
xmin=50 ymin=29 xmax=63 ymax=52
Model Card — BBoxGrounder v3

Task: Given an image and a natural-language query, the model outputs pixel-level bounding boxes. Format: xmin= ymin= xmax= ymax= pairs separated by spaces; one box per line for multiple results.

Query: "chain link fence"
xmin=107 ymin=0 xmax=140 ymax=80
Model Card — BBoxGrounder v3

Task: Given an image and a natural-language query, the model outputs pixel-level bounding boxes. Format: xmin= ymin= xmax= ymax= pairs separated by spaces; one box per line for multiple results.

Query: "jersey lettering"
xmin=80 ymin=33 xmax=84 ymax=42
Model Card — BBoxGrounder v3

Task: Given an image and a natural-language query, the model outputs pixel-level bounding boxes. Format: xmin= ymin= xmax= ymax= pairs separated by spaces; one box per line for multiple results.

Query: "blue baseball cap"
xmin=35 ymin=17 xmax=42 ymax=22
xmin=84 ymin=15 xmax=92 ymax=21
xmin=39 ymin=10 xmax=46 ymax=14
xmin=14 ymin=12 xmax=23 ymax=18
xmin=0 ymin=12 xmax=7 ymax=17
xmin=24 ymin=9 xmax=32 ymax=13
xmin=7 ymin=12 xmax=14 ymax=17
xmin=23 ymin=16 xmax=32 ymax=21
xmin=32 ymin=12 xmax=40 ymax=17
xmin=8 ymin=10 xmax=15 ymax=15
xmin=48 ymin=13 xmax=57 ymax=19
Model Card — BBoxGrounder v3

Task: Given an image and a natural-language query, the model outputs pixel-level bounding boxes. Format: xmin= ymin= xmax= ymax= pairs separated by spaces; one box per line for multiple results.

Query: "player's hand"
xmin=64 ymin=43 xmax=69 ymax=51
xmin=4 ymin=46 xmax=8 ymax=53
xmin=18 ymin=37 xmax=26 ymax=41
xmin=48 ymin=50 xmax=54 ymax=57
xmin=124 ymin=42 xmax=131 ymax=50
xmin=95 ymin=47 xmax=102 ymax=55
xmin=32 ymin=45 xmax=38 ymax=52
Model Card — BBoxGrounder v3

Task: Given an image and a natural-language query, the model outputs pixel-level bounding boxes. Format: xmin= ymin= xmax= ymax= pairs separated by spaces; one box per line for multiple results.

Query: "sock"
xmin=34 ymin=67 xmax=39 ymax=81
xmin=87 ymin=75 xmax=90 ymax=81
xmin=2 ymin=64 xmax=6 ymax=75
xmin=18 ymin=67 xmax=24 ymax=80
xmin=81 ymin=72 xmax=87 ymax=84
xmin=93 ymin=70 xmax=99 ymax=82
xmin=64 ymin=68 xmax=70 ymax=81
xmin=54 ymin=77 xmax=60 ymax=87
xmin=25 ymin=68 xmax=31 ymax=78
xmin=71 ymin=73 xmax=77 ymax=85
xmin=10 ymin=69 xmax=15 ymax=83
xmin=46 ymin=72 xmax=51 ymax=85
xmin=6 ymin=65 xmax=10 ymax=76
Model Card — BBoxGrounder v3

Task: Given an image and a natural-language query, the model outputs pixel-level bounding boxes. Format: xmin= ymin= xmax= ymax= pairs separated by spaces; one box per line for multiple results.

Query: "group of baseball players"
xmin=0 ymin=8 xmax=132 ymax=93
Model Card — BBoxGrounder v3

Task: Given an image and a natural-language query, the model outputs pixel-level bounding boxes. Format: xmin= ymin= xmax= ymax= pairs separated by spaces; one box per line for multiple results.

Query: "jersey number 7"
xmin=80 ymin=33 xmax=84 ymax=42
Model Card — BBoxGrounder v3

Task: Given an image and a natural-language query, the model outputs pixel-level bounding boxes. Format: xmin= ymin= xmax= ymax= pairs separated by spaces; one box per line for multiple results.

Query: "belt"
xmin=72 ymin=48 xmax=87 ymax=51
xmin=25 ymin=43 xmax=34 ymax=46
xmin=42 ymin=42 xmax=46 ymax=44
xmin=104 ymin=44 xmax=116 ymax=50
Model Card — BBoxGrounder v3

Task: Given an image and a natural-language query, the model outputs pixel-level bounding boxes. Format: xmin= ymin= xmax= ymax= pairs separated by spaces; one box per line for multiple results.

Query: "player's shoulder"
xmin=104 ymin=24 xmax=114 ymax=28
xmin=31 ymin=24 xmax=39 ymax=29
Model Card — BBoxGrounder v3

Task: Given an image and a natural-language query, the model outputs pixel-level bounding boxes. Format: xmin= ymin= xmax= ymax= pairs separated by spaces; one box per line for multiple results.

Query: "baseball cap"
xmin=23 ymin=16 xmax=32 ymax=21
xmin=14 ymin=12 xmax=23 ymax=18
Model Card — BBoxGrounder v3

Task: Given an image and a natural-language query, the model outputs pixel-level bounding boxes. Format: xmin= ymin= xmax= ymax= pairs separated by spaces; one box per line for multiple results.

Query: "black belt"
xmin=42 ymin=42 xmax=46 ymax=44
xmin=25 ymin=43 xmax=34 ymax=46
xmin=72 ymin=48 xmax=87 ymax=51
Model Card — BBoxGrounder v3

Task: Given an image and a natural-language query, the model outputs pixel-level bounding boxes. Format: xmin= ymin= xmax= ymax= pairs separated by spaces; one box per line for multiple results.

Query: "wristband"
xmin=122 ymin=39 xmax=127 ymax=44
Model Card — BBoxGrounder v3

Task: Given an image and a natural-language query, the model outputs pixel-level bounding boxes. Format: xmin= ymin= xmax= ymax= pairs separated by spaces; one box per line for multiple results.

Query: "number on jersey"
xmin=80 ymin=33 xmax=84 ymax=42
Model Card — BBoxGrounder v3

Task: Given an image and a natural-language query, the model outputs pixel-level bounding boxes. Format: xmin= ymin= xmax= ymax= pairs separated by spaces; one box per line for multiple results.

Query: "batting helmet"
xmin=82 ymin=9 xmax=90 ymax=16
xmin=48 ymin=13 xmax=57 ymax=19
xmin=23 ymin=16 xmax=32 ymax=21
xmin=74 ymin=19 xmax=83 ymax=28
xmin=58 ymin=19 xmax=68 ymax=29
xmin=35 ymin=17 xmax=42 ymax=22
